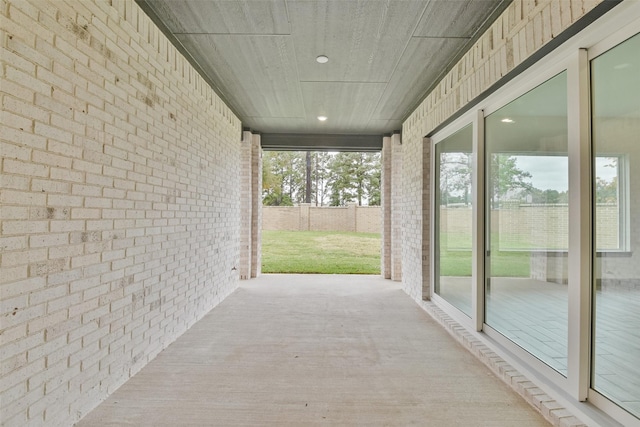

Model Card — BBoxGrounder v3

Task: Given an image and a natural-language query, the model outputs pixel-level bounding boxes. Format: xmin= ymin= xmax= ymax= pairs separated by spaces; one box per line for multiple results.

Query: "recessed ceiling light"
xmin=316 ymin=55 xmax=329 ymax=64
xmin=501 ymin=118 xmax=514 ymax=123
xmin=317 ymin=116 xmax=328 ymax=121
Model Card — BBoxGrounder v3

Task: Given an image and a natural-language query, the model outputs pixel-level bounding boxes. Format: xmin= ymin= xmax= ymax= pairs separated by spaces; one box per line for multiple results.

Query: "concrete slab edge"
xmin=414 ymin=299 xmax=589 ymax=427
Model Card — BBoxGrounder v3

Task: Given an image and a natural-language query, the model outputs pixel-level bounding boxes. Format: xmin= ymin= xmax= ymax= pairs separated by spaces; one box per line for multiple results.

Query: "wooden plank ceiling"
xmin=138 ymin=0 xmax=511 ymax=149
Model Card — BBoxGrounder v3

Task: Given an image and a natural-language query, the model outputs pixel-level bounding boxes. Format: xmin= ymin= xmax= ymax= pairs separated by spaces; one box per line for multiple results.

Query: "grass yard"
xmin=262 ymin=230 xmax=532 ymax=276
xmin=438 ymin=231 xmax=536 ymax=277
xmin=262 ymin=230 xmax=380 ymax=274
xmin=439 ymin=250 xmax=531 ymax=277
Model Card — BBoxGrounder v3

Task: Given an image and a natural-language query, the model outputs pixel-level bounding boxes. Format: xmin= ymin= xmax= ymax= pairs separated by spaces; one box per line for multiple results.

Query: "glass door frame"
xmin=427 ymin=3 xmax=640 ymax=425
xmin=480 ymin=55 xmax=574 ymax=392
xmin=586 ymin=18 xmax=640 ymax=427
xmin=430 ymin=111 xmax=481 ymax=332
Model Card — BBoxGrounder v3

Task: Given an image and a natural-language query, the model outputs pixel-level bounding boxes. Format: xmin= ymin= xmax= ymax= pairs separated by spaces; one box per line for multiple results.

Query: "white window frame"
xmin=430 ymin=112 xmax=478 ymax=332
xmin=427 ymin=2 xmax=640 ymax=426
xmin=587 ymin=18 xmax=640 ymax=427
xmin=594 ymin=153 xmax=630 ymax=253
xmin=482 ymin=61 xmax=573 ymax=392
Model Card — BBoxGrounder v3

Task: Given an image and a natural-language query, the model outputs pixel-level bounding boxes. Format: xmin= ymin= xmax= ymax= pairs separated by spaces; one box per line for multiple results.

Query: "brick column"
xmin=299 ymin=203 xmax=310 ymax=231
xmin=250 ymin=133 xmax=262 ymax=278
xmin=239 ymin=131 xmax=253 ymax=280
xmin=381 ymin=136 xmax=392 ymax=279
xmin=239 ymin=131 xmax=262 ymax=279
xmin=391 ymin=132 xmax=403 ymax=282
xmin=422 ymin=137 xmax=431 ymax=299
xmin=347 ymin=203 xmax=357 ymax=232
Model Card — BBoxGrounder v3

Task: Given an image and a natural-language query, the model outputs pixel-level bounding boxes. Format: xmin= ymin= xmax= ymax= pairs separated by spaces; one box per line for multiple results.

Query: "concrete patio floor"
xmin=77 ymin=274 xmax=549 ymax=426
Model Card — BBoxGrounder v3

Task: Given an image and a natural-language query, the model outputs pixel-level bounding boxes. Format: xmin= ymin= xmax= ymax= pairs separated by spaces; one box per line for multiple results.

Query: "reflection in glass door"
xmin=435 ymin=125 xmax=473 ymax=316
xmin=591 ymin=33 xmax=640 ymax=420
xmin=485 ymin=72 xmax=569 ymax=375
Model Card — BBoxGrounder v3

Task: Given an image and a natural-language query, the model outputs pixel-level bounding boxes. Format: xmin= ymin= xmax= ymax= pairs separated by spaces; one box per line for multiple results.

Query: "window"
xmin=591 ymin=32 xmax=640 ymax=419
xmin=595 ymin=155 xmax=628 ymax=251
xmin=434 ymin=125 xmax=473 ymax=316
xmin=485 ymin=71 xmax=569 ymax=375
xmin=427 ymin=6 xmax=640 ymax=423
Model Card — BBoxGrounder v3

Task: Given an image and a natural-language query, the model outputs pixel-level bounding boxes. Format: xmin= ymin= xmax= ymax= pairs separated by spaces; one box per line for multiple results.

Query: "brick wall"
xmin=381 ymin=137 xmax=391 ymax=279
xmin=356 ymin=205 xmax=380 ymax=235
xmin=440 ymin=205 xmax=619 ymax=250
xmin=595 ymin=117 xmax=640 ymax=287
xmin=421 ymin=139 xmax=431 ymax=299
xmin=250 ymin=134 xmax=262 ymax=278
xmin=439 ymin=205 xmax=619 ymax=284
xmin=400 ymin=0 xmax=604 ymax=302
xmin=0 ymin=1 xmax=241 ymax=425
xmin=262 ymin=206 xmax=300 ymax=231
xmin=239 ymin=131 xmax=253 ymax=280
xmin=263 ymin=204 xmax=381 ymax=234
xmin=390 ymin=133 xmax=403 ymax=281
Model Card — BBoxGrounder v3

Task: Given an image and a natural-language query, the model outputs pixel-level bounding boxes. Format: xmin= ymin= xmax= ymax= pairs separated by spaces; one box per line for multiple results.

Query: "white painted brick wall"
xmin=0 ymin=0 xmax=241 ymax=425
xmin=262 ymin=205 xmax=381 ymax=234
xmin=399 ymin=0 xmax=604 ymax=303
xmin=239 ymin=131 xmax=253 ymax=280
xmin=380 ymin=136 xmax=391 ymax=279
xmin=390 ymin=133 xmax=402 ymax=282
xmin=250 ymin=134 xmax=262 ymax=278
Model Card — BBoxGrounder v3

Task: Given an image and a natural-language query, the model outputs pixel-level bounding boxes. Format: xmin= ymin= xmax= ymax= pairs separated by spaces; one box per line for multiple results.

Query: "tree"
xmin=312 ymin=152 xmax=332 ymax=206
xmin=305 ymin=151 xmax=311 ymax=203
xmin=327 ymin=153 xmax=354 ymax=206
xmin=543 ymin=189 xmax=560 ymax=204
xmin=262 ymin=151 xmax=305 ymax=206
xmin=595 ymin=176 xmax=618 ymax=203
xmin=490 ymin=154 xmax=533 ymax=208
xmin=595 ymin=158 xmax=618 ymax=204
xmin=528 ymin=188 xmax=568 ymax=204
xmin=327 ymin=152 xmax=381 ymax=206
xmin=439 ymin=152 xmax=472 ymax=206
xmin=366 ymin=161 xmax=381 ymax=206
xmin=262 ymin=151 xmax=381 ymax=206
xmin=262 ymin=153 xmax=289 ymax=206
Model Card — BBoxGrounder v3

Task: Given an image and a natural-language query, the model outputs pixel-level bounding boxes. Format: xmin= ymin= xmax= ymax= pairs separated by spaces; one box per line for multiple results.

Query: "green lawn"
xmin=261 ymin=231 xmax=380 ymax=274
xmin=440 ymin=232 xmax=563 ymax=277
xmin=439 ymin=250 xmax=531 ymax=277
xmin=262 ymin=230 xmax=533 ymax=277
xmin=438 ymin=232 xmax=532 ymax=277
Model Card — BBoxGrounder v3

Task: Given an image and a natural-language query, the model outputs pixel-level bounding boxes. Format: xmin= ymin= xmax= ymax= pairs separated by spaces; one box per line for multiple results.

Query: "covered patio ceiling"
xmin=137 ymin=0 xmax=512 ymax=150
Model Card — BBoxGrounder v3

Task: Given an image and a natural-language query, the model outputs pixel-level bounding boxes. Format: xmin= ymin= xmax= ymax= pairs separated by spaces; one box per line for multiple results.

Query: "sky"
xmin=514 ymin=156 xmax=568 ymax=192
xmin=513 ymin=155 xmax=617 ymax=192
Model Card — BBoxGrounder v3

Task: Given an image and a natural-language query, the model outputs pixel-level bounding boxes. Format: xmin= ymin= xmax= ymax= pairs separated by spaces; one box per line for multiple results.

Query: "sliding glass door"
xmin=434 ymin=125 xmax=473 ymax=316
xmin=591 ymin=33 xmax=640 ymax=419
xmin=429 ymin=17 xmax=640 ymax=423
xmin=484 ymin=72 xmax=569 ymax=375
